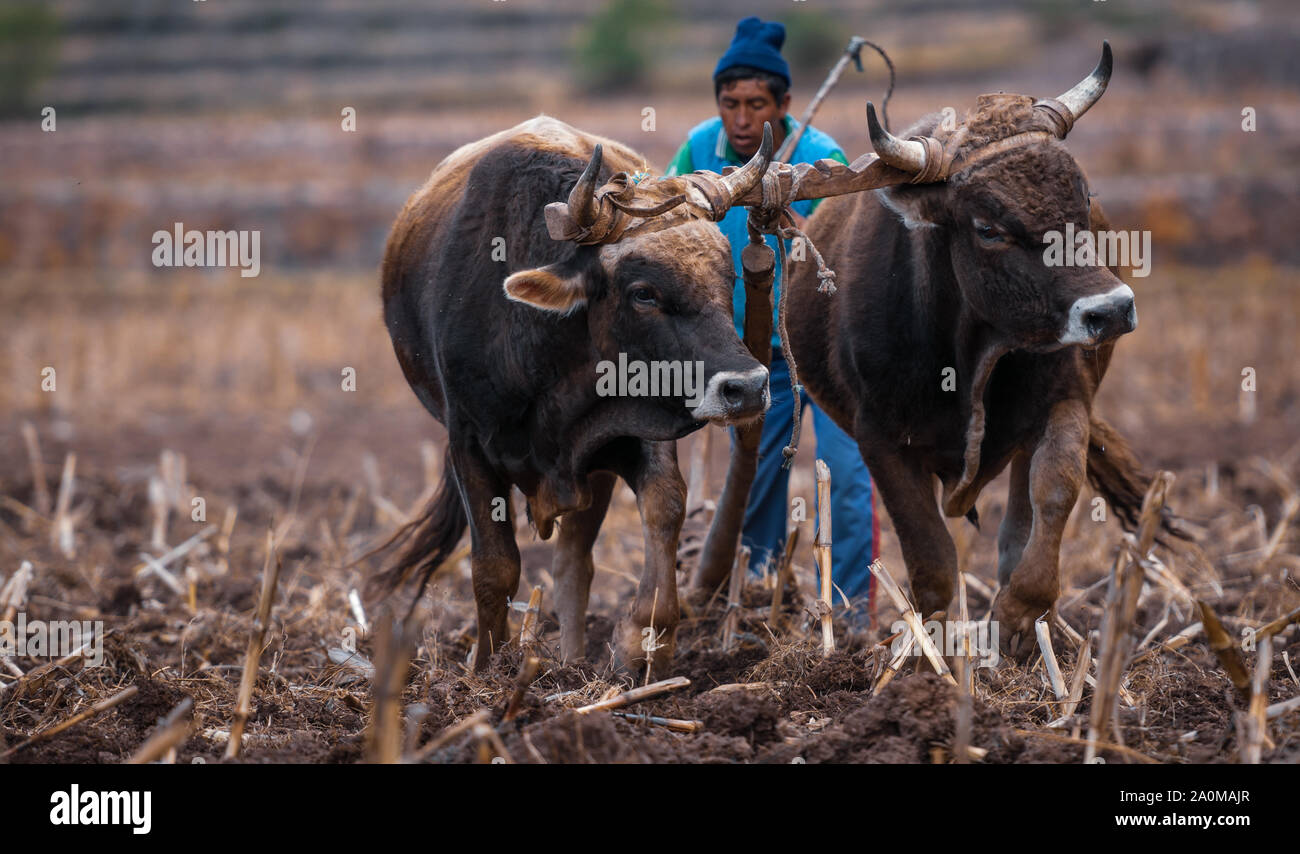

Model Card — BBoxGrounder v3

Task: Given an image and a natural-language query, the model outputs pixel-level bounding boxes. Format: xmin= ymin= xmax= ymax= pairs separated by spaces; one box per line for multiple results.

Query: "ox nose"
xmin=691 ymin=366 xmax=770 ymax=423
xmin=1061 ymin=284 xmax=1137 ymax=346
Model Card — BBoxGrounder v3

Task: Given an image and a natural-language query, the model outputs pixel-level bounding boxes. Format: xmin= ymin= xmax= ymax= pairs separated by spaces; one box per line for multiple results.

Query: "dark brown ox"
xmin=372 ymin=116 xmax=773 ymax=673
xmin=787 ymin=44 xmax=1178 ymax=655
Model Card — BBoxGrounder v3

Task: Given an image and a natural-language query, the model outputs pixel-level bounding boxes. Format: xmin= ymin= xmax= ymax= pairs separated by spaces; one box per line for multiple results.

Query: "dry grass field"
xmin=0 ymin=256 xmax=1296 ymax=763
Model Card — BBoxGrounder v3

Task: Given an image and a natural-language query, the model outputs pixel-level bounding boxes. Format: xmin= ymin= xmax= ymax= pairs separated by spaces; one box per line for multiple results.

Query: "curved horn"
xmin=867 ymin=101 xmax=928 ymax=174
xmin=719 ymin=122 xmax=774 ymax=200
xmin=567 ymin=143 xmax=603 ymax=228
xmin=1054 ymin=41 xmax=1112 ymax=124
xmin=607 ymin=193 xmax=689 ymax=218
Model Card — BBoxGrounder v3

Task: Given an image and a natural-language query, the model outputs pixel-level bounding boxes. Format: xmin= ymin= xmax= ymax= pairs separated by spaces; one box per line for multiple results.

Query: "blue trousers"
xmin=736 ymin=350 xmax=878 ymax=621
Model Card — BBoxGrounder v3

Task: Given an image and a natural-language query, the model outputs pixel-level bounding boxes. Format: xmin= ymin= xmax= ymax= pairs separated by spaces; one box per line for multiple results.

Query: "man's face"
xmin=717 ymin=78 xmax=790 ymax=158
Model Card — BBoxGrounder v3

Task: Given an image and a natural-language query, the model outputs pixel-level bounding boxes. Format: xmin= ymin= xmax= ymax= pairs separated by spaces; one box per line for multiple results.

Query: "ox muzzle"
xmin=1060 ymin=284 xmax=1137 ymax=347
xmin=690 ymin=365 xmax=770 ymax=424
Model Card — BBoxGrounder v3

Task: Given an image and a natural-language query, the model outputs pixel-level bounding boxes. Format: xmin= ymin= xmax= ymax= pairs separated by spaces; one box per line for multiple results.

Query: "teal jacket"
xmin=665 ymin=114 xmax=849 ymax=348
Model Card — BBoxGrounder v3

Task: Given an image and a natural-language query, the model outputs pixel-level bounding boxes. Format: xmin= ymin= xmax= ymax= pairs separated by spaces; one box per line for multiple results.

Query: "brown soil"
xmin=1 ymin=408 xmax=1297 ymax=765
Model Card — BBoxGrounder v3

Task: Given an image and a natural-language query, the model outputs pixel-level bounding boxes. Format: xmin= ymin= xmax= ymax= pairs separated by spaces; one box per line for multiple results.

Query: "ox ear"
xmin=877 ymin=183 xmax=948 ymax=231
xmin=503 ymin=262 xmax=587 ymax=313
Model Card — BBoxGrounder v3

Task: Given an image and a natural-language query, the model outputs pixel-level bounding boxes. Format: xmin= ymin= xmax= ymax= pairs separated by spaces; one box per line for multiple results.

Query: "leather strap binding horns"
xmin=910 ymin=134 xmax=949 ymax=184
xmin=1032 ymin=98 xmax=1076 ymax=139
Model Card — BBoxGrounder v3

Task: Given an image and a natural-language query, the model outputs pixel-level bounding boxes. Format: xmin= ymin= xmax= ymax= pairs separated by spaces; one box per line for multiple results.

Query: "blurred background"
xmin=1 ymin=0 xmax=1298 ymax=579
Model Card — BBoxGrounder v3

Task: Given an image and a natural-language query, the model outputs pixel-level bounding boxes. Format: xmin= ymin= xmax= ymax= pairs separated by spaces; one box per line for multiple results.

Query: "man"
xmin=666 ymin=16 xmax=877 ymax=627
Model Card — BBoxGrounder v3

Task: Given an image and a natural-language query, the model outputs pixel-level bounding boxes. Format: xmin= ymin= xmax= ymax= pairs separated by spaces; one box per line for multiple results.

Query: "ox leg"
xmin=993 ymin=400 xmax=1089 ymax=658
xmin=614 ymin=441 xmax=685 ymax=678
xmin=551 ymin=471 xmax=616 ymax=663
xmin=862 ymin=444 xmax=957 ymax=620
xmin=452 ymin=443 xmax=522 ymax=672
xmin=996 ymin=452 xmax=1033 ymax=588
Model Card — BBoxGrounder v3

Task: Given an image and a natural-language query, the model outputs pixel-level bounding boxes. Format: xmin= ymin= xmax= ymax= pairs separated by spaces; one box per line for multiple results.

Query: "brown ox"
xmin=787 ymin=44 xmax=1180 ymax=655
xmin=372 ymin=116 xmax=774 ymax=673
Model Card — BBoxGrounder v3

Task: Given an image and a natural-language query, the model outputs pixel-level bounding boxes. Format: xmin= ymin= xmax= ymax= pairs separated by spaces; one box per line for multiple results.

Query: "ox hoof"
xmin=991 ymin=592 xmax=1051 ymax=662
xmin=612 ymin=618 xmax=677 ymax=679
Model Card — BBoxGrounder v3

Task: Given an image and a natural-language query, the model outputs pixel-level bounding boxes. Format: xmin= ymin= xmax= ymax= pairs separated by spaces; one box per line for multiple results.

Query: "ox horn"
xmin=567 ymin=143 xmax=603 ymax=228
xmin=1049 ymin=41 xmax=1112 ymax=130
xmin=866 ymin=101 xmax=929 ymax=174
xmin=718 ymin=122 xmax=774 ymax=201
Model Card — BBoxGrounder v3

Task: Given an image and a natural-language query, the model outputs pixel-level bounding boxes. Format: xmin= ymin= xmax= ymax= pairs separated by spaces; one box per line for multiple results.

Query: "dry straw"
xmin=226 ymin=529 xmax=282 ymax=759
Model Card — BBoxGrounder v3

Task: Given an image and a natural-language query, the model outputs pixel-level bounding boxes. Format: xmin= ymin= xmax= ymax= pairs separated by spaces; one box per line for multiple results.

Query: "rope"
xmin=746 ymin=204 xmax=838 ymax=469
xmin=774 ymin=234 xmax=801 ymax=468
xmin=860 ymin=39 xmax=897 ymax=133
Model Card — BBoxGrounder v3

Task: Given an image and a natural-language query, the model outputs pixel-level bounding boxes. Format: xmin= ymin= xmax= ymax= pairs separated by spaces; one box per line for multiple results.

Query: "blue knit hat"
xmin=714 ymin=16 xmax=791 ymax=89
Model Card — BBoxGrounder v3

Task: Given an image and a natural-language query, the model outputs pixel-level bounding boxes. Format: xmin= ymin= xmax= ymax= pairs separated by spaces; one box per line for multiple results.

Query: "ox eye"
xmin=630 ymin=285 xmax=658 ymax=307
xmin=974 ymin=220 xmax=1005 ymax=244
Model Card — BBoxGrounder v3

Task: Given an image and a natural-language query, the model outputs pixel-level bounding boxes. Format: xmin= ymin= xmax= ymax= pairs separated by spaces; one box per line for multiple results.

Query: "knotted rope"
xmin=747 ymin=168 xmax=839 ymax=469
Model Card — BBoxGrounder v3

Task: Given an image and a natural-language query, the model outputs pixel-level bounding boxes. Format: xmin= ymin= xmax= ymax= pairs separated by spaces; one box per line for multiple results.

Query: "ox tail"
xmin=1086 ymin=414 xmax=1191 ymax=545
xmin=362 ymin=448 xmax=467 ymax=607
